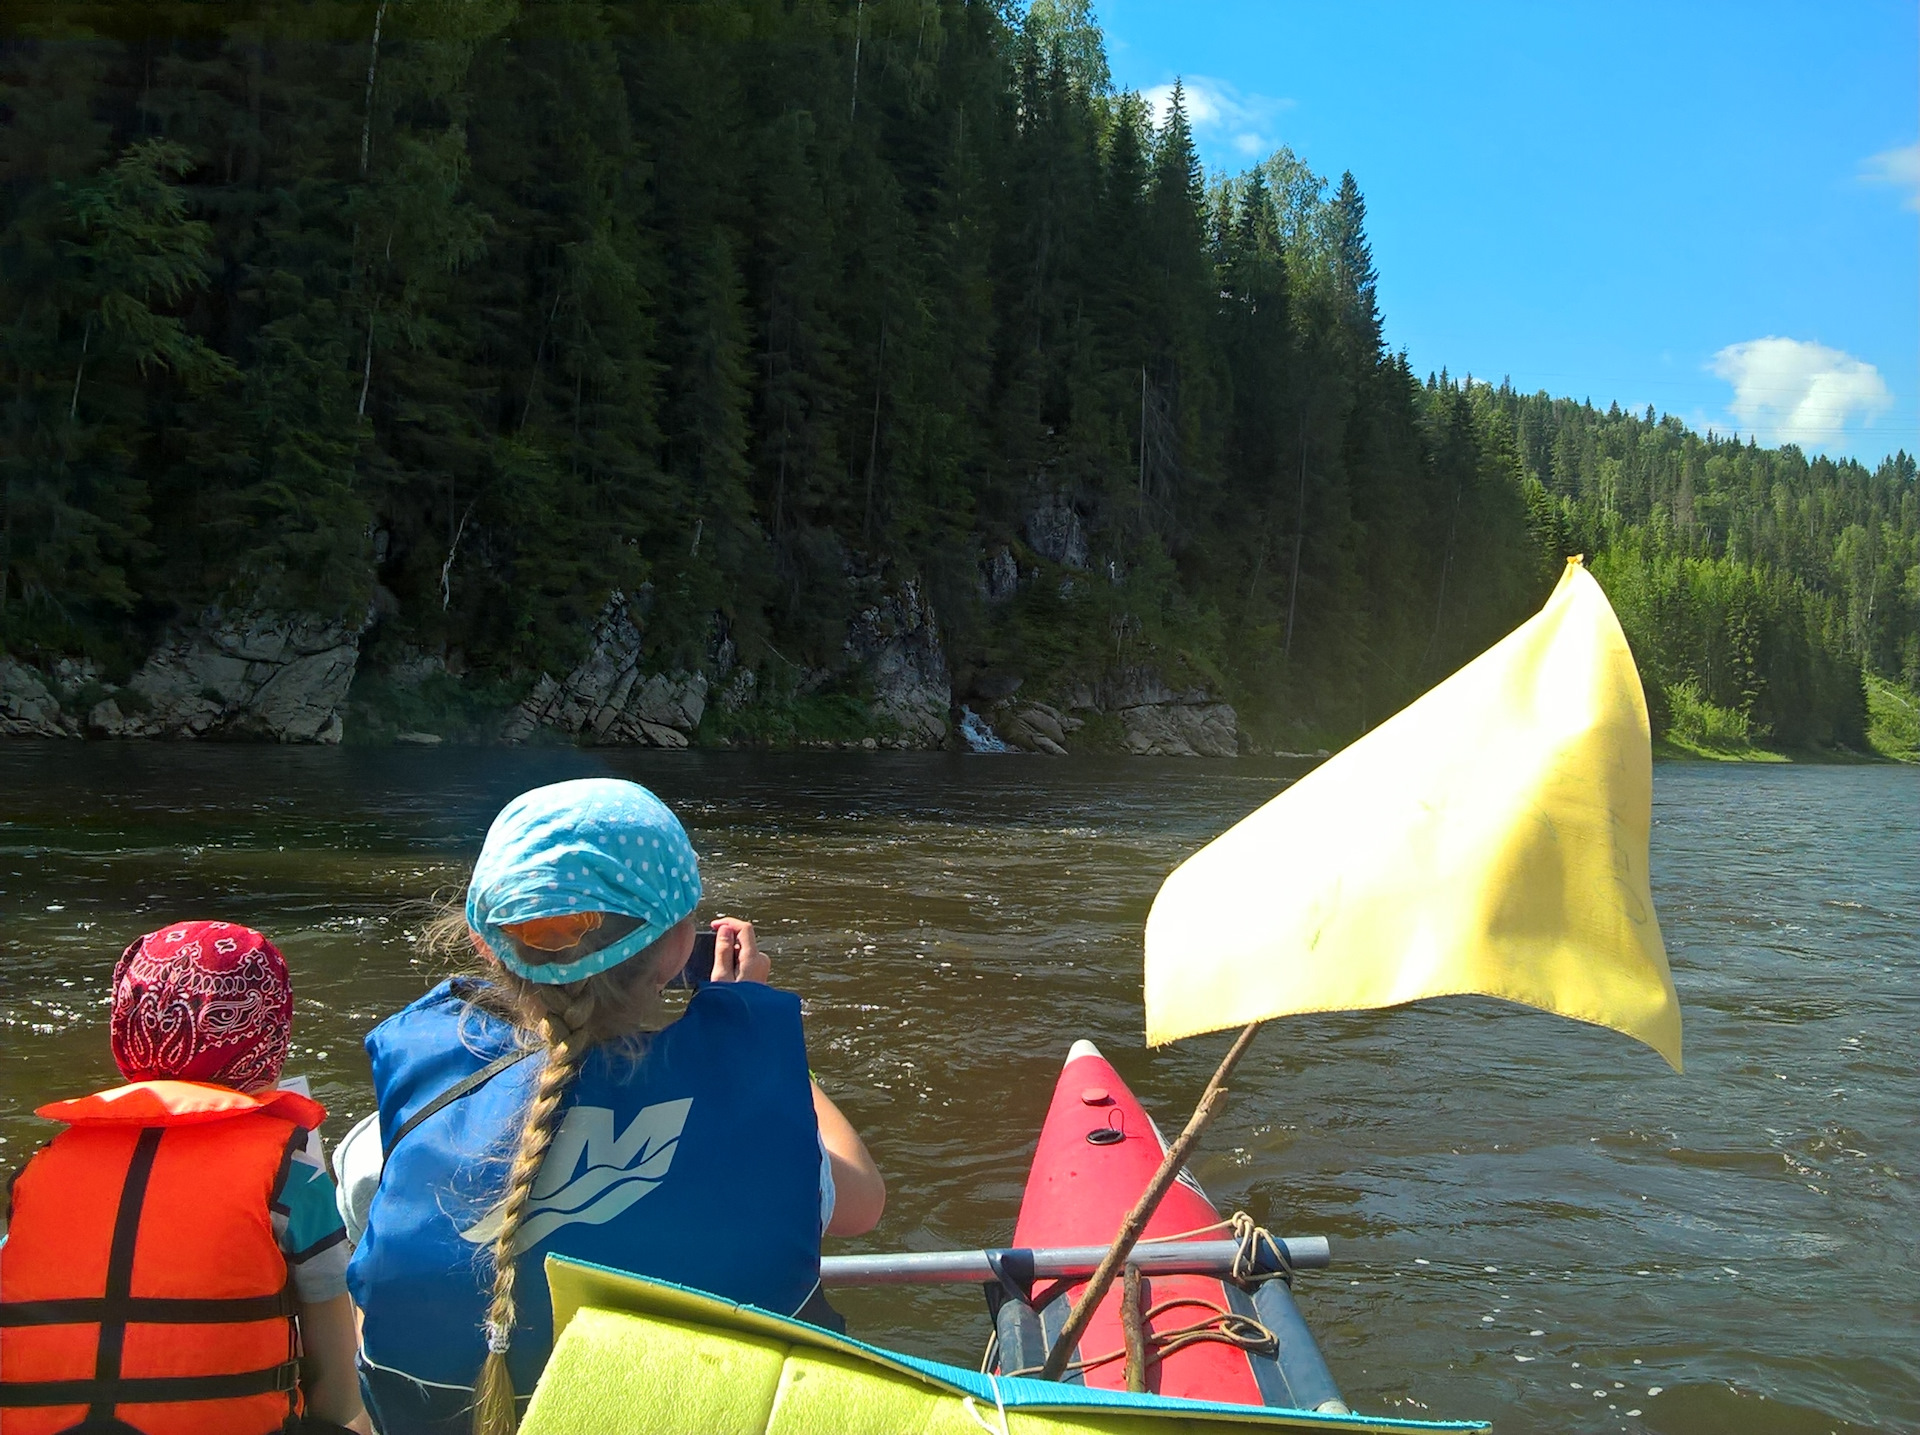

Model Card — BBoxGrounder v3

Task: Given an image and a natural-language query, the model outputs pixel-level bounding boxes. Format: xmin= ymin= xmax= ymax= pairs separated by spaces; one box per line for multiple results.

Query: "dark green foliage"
xmin=0 ymin=3 xmax=1909 ymax=754
xmin=1501 ymin=389 xmax=1913 ymax=749
xmin=697 ymin=689 xmax=889 ymax=750
xmin=344 ymin=665 xmax=523 ymax=745
xmin=0 ymin=112 xmax=232 ymax=649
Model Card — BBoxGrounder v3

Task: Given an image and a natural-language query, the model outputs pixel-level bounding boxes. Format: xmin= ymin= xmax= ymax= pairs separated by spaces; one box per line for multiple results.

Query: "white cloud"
xmin=1708 ymin=337 xmax=1893 ymax=449
xmin=1140 ymin=76 xmax=1291 ymax=163
xmin=1860 ymin=141 xmax=1920 ymax=211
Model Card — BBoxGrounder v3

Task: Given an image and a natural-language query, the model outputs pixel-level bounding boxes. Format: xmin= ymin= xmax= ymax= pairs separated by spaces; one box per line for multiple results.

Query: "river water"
xmin=1 ymin=747 xmax=1913 ymax=1434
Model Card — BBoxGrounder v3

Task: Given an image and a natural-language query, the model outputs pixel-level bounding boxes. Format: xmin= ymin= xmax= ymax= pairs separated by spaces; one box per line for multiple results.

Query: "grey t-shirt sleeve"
xmin=818 ymin=1133 xmax=837 ymax=1235
xmin=271 ymin=1144 xmax=350 ymax=1303
xmin=332 ymin=1110 xmax=385 ymax=1248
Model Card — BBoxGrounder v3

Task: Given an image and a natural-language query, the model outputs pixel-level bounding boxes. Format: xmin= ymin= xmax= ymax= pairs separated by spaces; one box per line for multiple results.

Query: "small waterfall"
xmin=957 ymin=705 xmax=1015 ymax=753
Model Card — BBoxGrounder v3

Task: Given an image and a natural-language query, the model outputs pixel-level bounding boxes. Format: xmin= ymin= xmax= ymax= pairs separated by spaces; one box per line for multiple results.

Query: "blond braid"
xmin=470 ymin=981 xmax=599 ymax=1435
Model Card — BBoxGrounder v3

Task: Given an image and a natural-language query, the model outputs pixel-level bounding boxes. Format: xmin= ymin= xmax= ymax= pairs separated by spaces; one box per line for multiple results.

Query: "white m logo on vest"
xmin=459 ymin=1098 xmax=693 ymax=1257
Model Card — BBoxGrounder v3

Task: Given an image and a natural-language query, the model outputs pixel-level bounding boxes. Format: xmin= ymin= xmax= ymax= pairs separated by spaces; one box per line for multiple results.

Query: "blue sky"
xmin=1096 ymin=1 xmax=1919 ymax=465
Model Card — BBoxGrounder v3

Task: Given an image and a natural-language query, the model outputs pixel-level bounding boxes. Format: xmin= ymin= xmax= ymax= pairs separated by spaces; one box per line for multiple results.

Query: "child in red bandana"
xmin=0 ymin=922 xmax=370 ymax=1435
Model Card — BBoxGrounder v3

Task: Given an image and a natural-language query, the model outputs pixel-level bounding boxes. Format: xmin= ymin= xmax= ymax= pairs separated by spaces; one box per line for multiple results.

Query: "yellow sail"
xmin=1143 ymin=559 xmax=1680 ymax=1070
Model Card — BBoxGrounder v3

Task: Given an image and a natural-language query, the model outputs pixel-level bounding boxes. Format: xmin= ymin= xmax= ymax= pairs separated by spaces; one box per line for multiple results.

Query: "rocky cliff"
xmin=4 ymin=489 xmax=1256 ymax=755
xmin=0 ymin=658 xmax=69 ymax=737
xmin=500 ymin=593 xmax=710 ymax=747
xmin=978 ymin=666 xmax=1240 ymax=758
xmin=1092 ymin=667 xmax=1241 ymax=758
xmin=3 ymin=610 xmax=366 ymax=743
xmin=844 ymin=578 xmax=951 ymax=747
xmin=493 ymin=577 xmax=956 ymax=750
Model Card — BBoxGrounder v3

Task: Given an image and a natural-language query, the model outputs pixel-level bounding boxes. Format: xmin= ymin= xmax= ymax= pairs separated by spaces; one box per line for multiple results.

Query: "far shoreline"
xmin=6 ymin=731 xmax=1915 ymax=767
xmin=1651 ymin=738 xmax=1907 ymax=765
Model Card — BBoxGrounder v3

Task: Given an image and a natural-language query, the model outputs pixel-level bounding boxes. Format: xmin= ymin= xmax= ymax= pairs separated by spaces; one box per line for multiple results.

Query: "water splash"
xmin=957 ymin=705 xmax=1014 ymax=753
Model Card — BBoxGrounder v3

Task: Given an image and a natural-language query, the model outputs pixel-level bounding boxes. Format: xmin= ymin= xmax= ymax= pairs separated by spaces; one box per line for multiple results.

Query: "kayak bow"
xmin=995 ymin=1040 xmax=1347 ymax=1413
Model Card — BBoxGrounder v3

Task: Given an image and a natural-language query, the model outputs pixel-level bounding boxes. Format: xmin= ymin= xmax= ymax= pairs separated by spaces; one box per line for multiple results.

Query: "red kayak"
xmin=992 ymin=1039 xmax=1348 ymax=1413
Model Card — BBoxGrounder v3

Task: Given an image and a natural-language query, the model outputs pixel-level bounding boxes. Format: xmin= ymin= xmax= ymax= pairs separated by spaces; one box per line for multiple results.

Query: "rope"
xmin=999 ymin=1212 xmax=1292 ymax=1385
xmin=1139 ymin=1215 xmax=1236 ymax=1244
xmin=1108 ymin=1211 xmax=1295 ymax=1288
xmin=978 ymin=1327 xmax=999 ymax=1375
xmin=1005 ymin=1295 xmax=1277 ymax=1381
xmin=1225 ymin=1212 xmax=1294 ymax=1289
xmin=961 ymin=1373 xmax=1011 ymax=1435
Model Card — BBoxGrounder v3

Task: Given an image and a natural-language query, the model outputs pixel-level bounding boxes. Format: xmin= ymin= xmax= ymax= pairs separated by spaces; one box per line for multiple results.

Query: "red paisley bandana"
xmin=110 ymin=922 xmax=293 ymax=1090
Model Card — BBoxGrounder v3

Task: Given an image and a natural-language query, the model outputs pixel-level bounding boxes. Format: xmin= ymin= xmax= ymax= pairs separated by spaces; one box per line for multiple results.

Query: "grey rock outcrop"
xmin=498 ymin=677 xmax=559 ymax=744
xmin=1078 ymin=663 xmax=1237 ymax=756
xmin=502 ymin=593 xmax=708 ymax=747
xmin=980 ymin=547 xmax=1018 ymax=603
xmin=1118 ymin=701 xmax=1238 ymax=758
xmin=992 ymin=665 xmax=1238 ymax=757
xmin=996 ymin=699 xmax=1080 ymax=756
xmin=1024 ymin=494 xmax=1088 ymax=570
xmin=1099 ymin=667 xmax=1173 ymax=709
xmin=845 ymin=578 xmax=950 ymax=747
xmin=718 ymin=668 xmax=758 ymax=712
xmin=383 ymin=648 xmax=450 ymax=688
xmin=0 ymin=658 xmax=73 ymax=737
xmin=69 ymin=610 xmax=367 ymax=743
xmin=1100 ymin=666 xmax=1214 ymax=710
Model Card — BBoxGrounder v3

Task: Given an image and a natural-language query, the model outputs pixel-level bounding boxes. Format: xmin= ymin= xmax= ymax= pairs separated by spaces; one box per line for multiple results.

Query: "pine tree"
xmin=2 ymin=129 xmax=232 ymax=645
xmin=0 ymin=0 xmax=1901 ymax=752
xmin=1139 ymin=80 xmax=1217 ymax=539
xmin=1327 ymin=170 xmax=1381 ymax=359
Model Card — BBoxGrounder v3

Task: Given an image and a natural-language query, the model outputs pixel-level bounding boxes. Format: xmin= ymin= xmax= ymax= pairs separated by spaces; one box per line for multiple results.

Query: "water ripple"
xmin=0 ymin=748 xmax=1913 ymax=1433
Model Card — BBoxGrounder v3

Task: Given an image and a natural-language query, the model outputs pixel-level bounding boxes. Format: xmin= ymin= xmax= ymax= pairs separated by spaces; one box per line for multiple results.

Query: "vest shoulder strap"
xmin=383 ymin=1045 xmax=540 ymax=1158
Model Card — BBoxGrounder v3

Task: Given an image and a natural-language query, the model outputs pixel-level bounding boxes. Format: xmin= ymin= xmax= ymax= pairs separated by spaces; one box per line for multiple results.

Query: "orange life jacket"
xmin=1 ymin=1080 xmax=325 ymax=1435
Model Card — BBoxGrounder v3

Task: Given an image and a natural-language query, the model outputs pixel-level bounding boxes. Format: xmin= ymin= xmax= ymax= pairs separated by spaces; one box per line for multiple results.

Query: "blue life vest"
xmin=347 ymin=978 xmax=821 ymax=1433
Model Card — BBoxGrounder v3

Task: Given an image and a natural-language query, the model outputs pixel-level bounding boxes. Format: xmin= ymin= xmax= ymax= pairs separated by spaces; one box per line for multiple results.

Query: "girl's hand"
xmin=709 ymin=917 xmax=770 ymax=984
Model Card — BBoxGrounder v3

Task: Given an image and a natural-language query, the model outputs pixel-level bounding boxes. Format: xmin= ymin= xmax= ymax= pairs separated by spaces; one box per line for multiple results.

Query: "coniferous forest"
xmin=2 ymin=1 xmax=1915 ymax=755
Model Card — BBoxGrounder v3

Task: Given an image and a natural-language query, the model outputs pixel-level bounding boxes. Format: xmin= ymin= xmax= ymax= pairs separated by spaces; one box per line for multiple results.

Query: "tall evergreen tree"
xmin=0 ymin=0 xmax=1905 ymax=752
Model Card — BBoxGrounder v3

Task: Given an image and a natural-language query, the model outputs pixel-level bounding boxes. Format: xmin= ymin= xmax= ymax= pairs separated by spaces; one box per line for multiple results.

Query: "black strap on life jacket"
xmin=0 ymin=1127 xmax=302 ymax=1417
xmin=383 ymin=1045 xmax=540 ymax=1158
xmin=0 ymin=1291 xmax=298 ymax=1326
xmin=0 ymin=1362 xmax=301 ymax=1409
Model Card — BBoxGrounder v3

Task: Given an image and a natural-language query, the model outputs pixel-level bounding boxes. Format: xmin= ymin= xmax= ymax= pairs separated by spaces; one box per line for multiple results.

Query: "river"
xmin=1 ymin=746 xmax=1913 ymax=1434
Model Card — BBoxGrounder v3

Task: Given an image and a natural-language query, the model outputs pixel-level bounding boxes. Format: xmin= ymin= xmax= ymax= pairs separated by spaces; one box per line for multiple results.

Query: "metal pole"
xmin=817 ymin=1234 xmax=1328 ymax=1287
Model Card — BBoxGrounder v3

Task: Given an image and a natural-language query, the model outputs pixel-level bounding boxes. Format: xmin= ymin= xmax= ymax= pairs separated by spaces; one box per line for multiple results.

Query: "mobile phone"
xmin=675 ymin=929 xmax=717 ymax=989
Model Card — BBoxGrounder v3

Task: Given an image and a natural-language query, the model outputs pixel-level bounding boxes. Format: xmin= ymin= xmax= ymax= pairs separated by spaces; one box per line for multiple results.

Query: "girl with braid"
xmin=336 ymin=779 xmax=884 ymax=1435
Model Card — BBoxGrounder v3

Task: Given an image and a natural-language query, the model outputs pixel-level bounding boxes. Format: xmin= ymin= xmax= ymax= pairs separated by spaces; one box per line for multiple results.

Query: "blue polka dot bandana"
xmin=466 ymin=778 xmax=702 ymax=984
